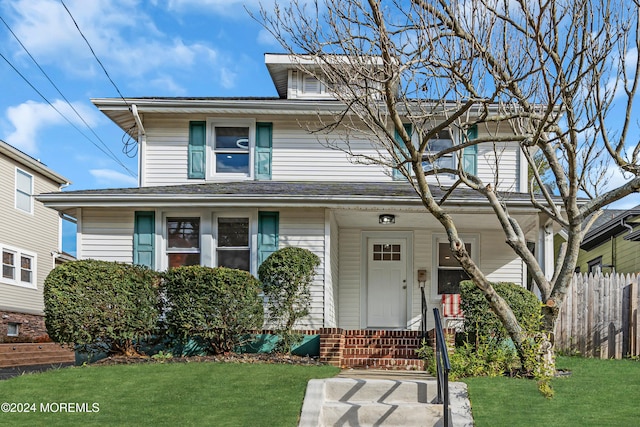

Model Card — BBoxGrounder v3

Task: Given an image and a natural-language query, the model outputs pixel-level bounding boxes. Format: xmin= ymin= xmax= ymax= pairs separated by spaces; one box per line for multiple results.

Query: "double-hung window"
xmin=214 ymin=126 xmax=250 ymax=175
xmin=422 ymin=129 xmax=455 ymax=173
xmin=217 ymin=217 xmax=250 ymax=271
xmin=167 ymin=217 xmax=201 ymax=268
xmin=1 ymin=245 xmax=36 ymax=288
xmin=16 ymin=169 xmax=33 ymax=213
xmin=435 ymin=238 xmax=474 ymax=295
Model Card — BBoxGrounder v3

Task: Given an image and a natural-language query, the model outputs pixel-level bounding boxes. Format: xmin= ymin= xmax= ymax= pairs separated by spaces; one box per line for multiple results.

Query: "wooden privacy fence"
xmin=555 ymin=273 xmax=640 ymax=359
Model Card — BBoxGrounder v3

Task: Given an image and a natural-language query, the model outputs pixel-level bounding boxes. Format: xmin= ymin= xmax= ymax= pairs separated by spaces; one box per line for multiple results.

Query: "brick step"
xmin=339 ymin=357 xmax=424 ymax=369
xmin=342 ymin=347 xmax=420 ymax=358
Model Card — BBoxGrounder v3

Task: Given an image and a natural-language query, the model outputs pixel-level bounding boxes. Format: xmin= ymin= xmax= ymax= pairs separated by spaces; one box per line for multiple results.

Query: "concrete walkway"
xmin=299 ymin=369 xmax=474 ymax=427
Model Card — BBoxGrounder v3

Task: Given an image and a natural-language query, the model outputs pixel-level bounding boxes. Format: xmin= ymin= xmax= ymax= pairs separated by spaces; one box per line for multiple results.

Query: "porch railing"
xmin=433 ymin=307 xmax=451 ymax=427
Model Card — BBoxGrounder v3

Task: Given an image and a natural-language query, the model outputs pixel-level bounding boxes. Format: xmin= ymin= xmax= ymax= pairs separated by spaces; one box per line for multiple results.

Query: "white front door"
xmin=366 ymin=238 xmax=407 ymax=328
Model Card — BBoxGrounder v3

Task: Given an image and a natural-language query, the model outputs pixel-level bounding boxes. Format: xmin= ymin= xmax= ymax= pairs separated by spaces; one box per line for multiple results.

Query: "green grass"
xmin=463 ymin=356 xmax=640 ymax=426
xmin=0 ymin=362 xmax=339 ymax=427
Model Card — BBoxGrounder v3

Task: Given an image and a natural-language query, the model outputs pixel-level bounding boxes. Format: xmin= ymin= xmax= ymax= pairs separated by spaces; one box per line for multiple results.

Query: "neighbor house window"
xmin=217 ymin=217 xmax=250 ymax=271
xmin=588 ymin=256 xmax=603 ymax=274
xmin=7 ymin=323 xmax=19 ymax=337
xmin=1 ymin=245 xmax=36 ymax=288
xmin=167 ymin=217 xmax=200 ymax=268
xmin=436 ymin=241 xmax=472 ymax=294
xmin=15 ymin=168 xmax=33 ymax=213
xmin=213 ymin=126 xmax=250 ymax=175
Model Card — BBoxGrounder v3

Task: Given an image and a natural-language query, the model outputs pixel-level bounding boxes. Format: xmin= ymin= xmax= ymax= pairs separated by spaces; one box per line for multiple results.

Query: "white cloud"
xmin=166 ymin=0 xmax=276 ymax=15
xmin=6 ymin=0 xmax=222 ymax=88
xmin=4 ymin=99 xmax=98 ymax=154
xmin=89 ymin=168 xmax=138 ymax=187
xmin=257 ymin=28 xmax=279 ymax=46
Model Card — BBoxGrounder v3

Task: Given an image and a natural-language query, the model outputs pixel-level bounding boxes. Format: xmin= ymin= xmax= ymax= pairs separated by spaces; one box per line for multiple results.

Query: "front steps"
xmin=299 ymin=378 xmax=442 ymax=427
xmin=298 ymin=376 xmax=475 ymax=427
xmin=319 ymin=329 xmax=424 ymax=369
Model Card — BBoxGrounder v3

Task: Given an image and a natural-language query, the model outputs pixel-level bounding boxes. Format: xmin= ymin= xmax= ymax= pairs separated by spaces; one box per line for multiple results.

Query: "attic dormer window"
xmin=302 ymin=75 xmax=322 ymax=94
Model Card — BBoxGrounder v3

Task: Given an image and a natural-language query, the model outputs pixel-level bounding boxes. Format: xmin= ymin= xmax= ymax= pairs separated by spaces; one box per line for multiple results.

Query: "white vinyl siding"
xmin=79 ymin=209 xmax=135 ymax=263
xmin=278 ymin=208 xmax=326 ymax=329
xmin=140 ymin=115 xmax=524 ymax=189
xmin=338 ymin=228 xmax=362 ymax=329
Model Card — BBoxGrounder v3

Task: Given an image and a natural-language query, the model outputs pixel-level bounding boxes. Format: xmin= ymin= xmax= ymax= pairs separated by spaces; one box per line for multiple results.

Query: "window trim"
xmin=206 ymin=118 xmax=256 ymax=180
xmin=587 ymin=256 xmax=603 ymax=274
xmin=1 ymin=244 xmax=37 ymax=289
xmin=165 ymin=216 xmax=202 ymax=268
xmin=215 ymin=214 xmax=251 ymax=271
xmin=7 ymin=323 xmax=19 ymax=337
xmin=15 ymin=168 xmax=34 ymax=214
xmin=431 ymin=234 xmax=478 ymax=298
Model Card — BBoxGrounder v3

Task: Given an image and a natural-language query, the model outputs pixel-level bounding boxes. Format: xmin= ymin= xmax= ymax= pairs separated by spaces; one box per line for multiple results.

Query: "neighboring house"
xmin=0 ymin=140 xmax=70 ymax=342
xmin=37 ymin=54 xmax=556 ymax=366
xmin=573 ymin=206 xmax=640 ymax=274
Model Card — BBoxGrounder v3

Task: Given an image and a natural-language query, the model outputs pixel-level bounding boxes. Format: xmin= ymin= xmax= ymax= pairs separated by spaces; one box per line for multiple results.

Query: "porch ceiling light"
xmin=379 ymin=214 xmax=395 ymax=224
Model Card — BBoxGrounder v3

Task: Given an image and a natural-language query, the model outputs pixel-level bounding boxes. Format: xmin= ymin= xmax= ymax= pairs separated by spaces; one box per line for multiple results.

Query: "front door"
xmin=366 ymin=238 xmax=407 ymax=328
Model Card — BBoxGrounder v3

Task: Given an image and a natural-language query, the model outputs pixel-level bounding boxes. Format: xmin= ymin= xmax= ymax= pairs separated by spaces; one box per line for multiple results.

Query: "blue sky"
xmin=0 ymin=0 xmax=282 ymax=253
xmin=0 ymin=0 xmax=638 ymax=256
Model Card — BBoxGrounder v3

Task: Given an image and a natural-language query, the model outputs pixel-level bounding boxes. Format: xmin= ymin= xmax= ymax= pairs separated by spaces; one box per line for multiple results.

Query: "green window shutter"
xmin=258 ymin=211 xmax=279 ymax=266
xmin=188 ymin=121 xmax=206 ymax=179
xmin=255 ymin=122 xmax=273 ymax=180
xmin=393 ymin=123 xmax=412 ymax=180
xmin=463 ymin=124 xmax=478 ymax=175
xmin=134 ymin=211 xmax=155 ymax=269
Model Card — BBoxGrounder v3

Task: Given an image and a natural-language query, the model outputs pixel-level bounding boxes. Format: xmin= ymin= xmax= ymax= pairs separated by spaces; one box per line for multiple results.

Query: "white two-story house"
xmin=38 ymin=54 xmax=555 ymax=367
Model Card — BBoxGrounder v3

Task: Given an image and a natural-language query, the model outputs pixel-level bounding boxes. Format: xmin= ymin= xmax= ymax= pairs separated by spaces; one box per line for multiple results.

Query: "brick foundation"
xmin=0 ymin=311 xmax=50 ymax=343
xmin=318 ymin=328 xmax=425 ymax=370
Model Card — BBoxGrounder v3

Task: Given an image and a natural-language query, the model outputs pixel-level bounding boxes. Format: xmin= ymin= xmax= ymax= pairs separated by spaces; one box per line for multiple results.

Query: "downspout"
xmin=131 ymin=104 xmax=146 ymax=187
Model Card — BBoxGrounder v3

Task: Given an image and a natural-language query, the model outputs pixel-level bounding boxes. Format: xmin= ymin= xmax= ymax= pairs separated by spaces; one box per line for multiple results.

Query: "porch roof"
xmin=38 ymin=181 xmax=542 ymax=213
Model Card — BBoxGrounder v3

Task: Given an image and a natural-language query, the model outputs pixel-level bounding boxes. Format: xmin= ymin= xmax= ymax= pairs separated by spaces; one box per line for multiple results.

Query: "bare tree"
xmin=257 ymin=0 xmax=640 ymax=369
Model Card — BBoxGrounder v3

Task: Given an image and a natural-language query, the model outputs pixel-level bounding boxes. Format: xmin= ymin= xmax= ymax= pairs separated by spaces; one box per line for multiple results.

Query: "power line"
xmin=59 ymin=0 xmax=130 ymax=107
xmin=0 ymin=49 xmax=136 ymax=176
xmin=0 ymin=14 xmax=135 ymax=177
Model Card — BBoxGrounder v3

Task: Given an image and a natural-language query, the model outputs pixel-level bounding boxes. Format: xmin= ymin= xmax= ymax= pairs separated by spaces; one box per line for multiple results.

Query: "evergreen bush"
xmin=162 ymin=266 xmax=264 ymax=354
xmin=44 ymin=259 xmax=161 ymax=356
xmin=258 ymin=247 xmax=320 ymax=352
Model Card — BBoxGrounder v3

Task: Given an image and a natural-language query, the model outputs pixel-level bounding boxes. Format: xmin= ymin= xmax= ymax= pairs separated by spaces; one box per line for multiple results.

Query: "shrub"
xmin=258 ymin=247 xmax=320 ymax=353
xmin=460 ymin=280 xmax=541 ymax=345
xmin=44 ymin=260 xmax=161 ymax=356
xmin=162 ymin=266 xmax=264 ymax=354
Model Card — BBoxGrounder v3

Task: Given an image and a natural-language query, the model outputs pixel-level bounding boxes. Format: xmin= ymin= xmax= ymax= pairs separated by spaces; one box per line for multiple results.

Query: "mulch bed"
xmin=93 ymin=352 xmax=325 ymax=366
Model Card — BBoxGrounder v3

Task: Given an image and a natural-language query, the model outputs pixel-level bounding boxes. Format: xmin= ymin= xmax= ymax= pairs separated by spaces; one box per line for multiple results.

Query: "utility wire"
xmin=0 ymin=14 xmax=135 ymax=177
xmin=59 ymin=0 xmax=130 ymax=107
xmin=0 ymin=49 xmax=136 ymax=174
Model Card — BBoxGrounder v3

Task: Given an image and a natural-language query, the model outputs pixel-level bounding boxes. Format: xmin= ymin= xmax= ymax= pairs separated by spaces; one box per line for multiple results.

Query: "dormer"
xmin=265 ymin=53 xmax=388 ymax=100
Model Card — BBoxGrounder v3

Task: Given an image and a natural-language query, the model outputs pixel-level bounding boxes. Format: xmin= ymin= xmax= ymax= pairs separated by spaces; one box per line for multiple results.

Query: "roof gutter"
xmin=131 ymin=104 xmax=145 ymax=136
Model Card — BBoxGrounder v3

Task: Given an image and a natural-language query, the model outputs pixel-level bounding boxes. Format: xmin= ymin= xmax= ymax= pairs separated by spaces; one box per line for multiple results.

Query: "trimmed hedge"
xmin=44 ymin=260 xmax=161 ymax=356
xmin=460 ymin=280 xmax=541 ymax=343
xmin=162 ymin=266 xmax=264 ymax=354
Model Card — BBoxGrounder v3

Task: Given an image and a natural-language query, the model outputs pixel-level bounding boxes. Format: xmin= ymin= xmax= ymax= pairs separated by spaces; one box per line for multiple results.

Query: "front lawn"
xmin=464 ymin=356 xmax=640 ymax=426
xmin=0 ymin=362 xmax=339 ymax=426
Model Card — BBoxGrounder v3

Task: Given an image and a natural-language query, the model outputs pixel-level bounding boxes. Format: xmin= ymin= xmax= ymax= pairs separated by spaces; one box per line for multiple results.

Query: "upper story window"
xmin=189 ymin=120 xmax=272 ymax=182
xmin=15 ymin=168 xmax=33 ymax=214
xmin=1 ymin=244 xmax=36 ymax=289
xmin=214 ymin=126 xmax=250 ymax=175
xmin=423 ymin=129 xmax=454 ymax=173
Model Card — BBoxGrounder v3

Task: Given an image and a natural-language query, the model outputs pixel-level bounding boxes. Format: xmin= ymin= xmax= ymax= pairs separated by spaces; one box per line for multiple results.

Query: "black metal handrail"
xmin=433 ymin=307 xmax=451 ymax=427
xmin=420 ymin=286 xmax=428 ymax=340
